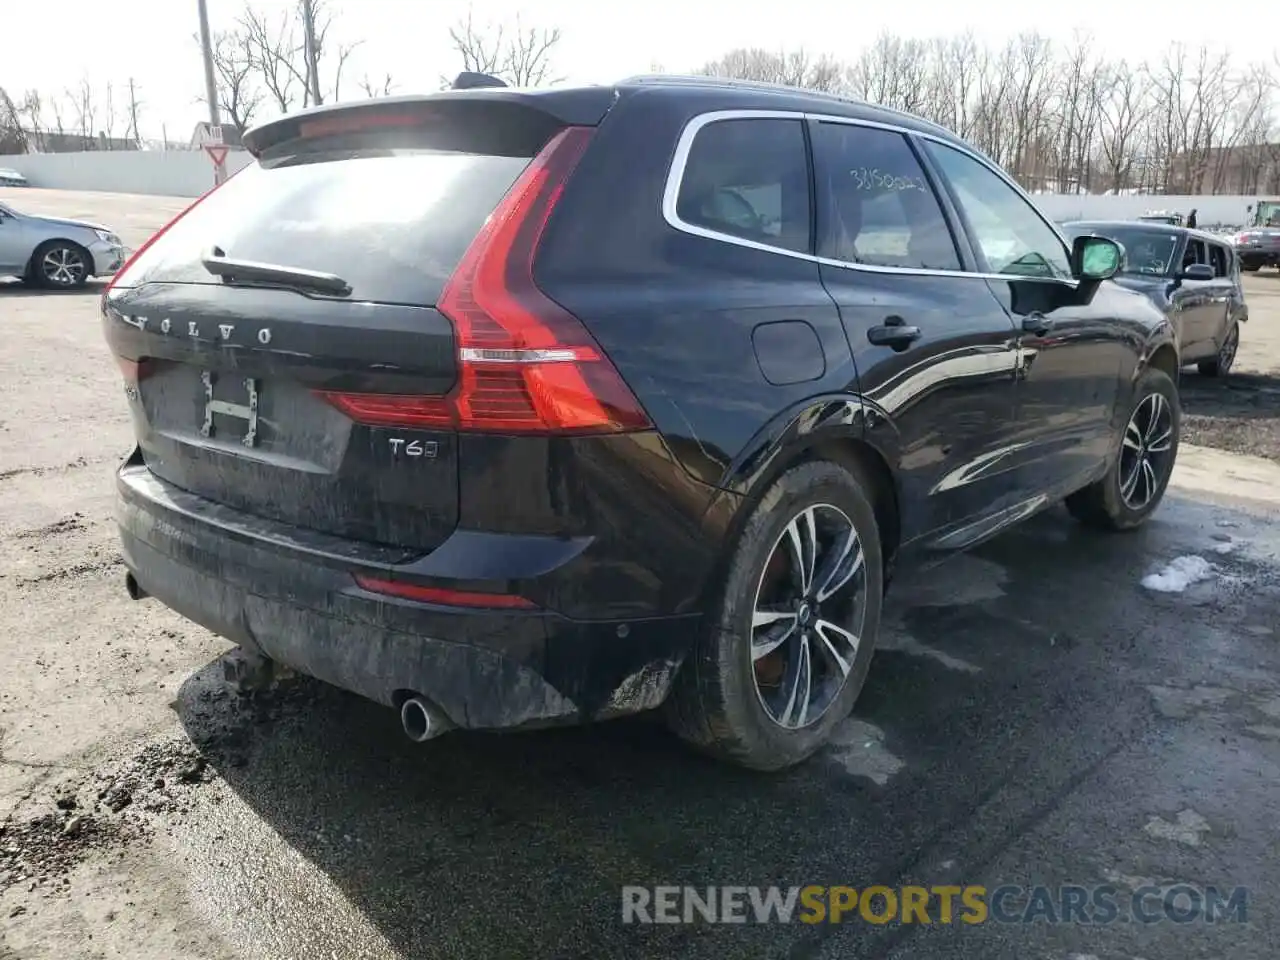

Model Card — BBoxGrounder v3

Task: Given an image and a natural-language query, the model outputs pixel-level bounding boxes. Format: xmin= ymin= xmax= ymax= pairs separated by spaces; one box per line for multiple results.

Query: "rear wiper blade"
xmin=201 ymin=246 xmax=352 ymax=296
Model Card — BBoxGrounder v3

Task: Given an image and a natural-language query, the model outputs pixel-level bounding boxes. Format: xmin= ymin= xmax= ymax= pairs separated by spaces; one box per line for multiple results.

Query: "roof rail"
xmin=617 ymin=74 xmax=956 ymax=139
xmin=452 ymin=71 xmax=507 ymax=90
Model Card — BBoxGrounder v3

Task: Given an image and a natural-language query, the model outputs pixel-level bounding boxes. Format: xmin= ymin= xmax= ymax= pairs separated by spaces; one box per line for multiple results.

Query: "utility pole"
xmin=197 ymin=0 xmax=221 ymax=127
xmin=301 ymin=0 xmax=322 ymax=105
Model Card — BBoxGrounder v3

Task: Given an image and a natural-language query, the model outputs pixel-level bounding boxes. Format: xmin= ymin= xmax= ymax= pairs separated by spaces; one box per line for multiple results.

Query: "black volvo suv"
xmin=103 ymin=76 xmax=1179 ymax=770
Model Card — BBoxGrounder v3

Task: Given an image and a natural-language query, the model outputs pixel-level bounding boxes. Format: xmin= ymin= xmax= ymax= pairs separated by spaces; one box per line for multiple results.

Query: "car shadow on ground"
xmin=168 ymin=504 xmax=1238 ymax=958
xmin=0 ymin=279 xmax=106 ymax=298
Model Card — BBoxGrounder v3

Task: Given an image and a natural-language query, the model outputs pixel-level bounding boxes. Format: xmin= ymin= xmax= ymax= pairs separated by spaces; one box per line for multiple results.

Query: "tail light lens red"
xmin=353 ymin=574 xmax=535 ymax=609
xmin=319 ymin=125 xmax=651 ymax=436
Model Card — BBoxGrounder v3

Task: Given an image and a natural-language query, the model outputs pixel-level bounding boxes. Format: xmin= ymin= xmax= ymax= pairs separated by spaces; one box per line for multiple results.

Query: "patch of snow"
xmin=1143 ymin=809 xmax=1211 ymax=847
xmin=825 ymin=719 xmax=905 ymax=786
xmin=1211 ymin=540 xmax=1237 ymax=555
xmin=1141 ymin=555 xmax=1213 ymax=593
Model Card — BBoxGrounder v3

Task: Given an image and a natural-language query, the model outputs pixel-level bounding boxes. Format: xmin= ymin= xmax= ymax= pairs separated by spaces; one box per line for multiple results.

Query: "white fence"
xmin=0 ymin=150 xmax=1272 ymax=225
xmin=0 ymin=149 xmax=254 ymax=197
xmin=1033 ymin=194 xmax=1259 ymax=229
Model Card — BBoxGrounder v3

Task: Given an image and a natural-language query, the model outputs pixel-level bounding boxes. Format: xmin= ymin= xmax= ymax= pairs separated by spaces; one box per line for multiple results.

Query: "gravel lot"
xmin=2 ymin=188 xmax=1279 ymax=960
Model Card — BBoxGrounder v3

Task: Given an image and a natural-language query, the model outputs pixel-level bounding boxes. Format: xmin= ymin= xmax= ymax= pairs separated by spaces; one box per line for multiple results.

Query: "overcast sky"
xmin=5 ymin=0 xmax=1278 ymax=140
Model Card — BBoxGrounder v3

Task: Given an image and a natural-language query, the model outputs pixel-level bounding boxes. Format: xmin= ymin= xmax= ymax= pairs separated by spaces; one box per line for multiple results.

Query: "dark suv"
xmin=103 ymin=76 xmax=1178 ymax=771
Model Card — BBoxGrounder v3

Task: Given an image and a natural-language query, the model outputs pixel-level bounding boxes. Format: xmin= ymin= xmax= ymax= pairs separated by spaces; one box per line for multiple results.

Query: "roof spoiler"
xmin=242 ymin=88 xmax=618 ymax=158
xmin=452 ymin=71 xmax=507 ymax=90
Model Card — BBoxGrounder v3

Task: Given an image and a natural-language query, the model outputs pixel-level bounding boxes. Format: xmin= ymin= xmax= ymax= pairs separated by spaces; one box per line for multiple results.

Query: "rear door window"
xmin=1182 ymin=239 xmax=1209 ymax=272
xmin=675 ymin=118 xmax=812 ymax=254
xmin=1209 ymin=243 xmax=1230 ymax=278
xmin=812 ymin=122 xmax=960 ymax=271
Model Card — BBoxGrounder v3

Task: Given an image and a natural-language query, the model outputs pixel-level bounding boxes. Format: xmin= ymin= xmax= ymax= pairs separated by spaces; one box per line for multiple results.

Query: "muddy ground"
xmin=1181 ymin=268 xmax=1280 ymax=460
xmin=1 ymin=188 xmax=1279 ymax=960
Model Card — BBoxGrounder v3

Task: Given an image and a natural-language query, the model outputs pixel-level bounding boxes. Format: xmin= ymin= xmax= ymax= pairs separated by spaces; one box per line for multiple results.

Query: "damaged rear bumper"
xmin=116 ymin=458 xmax=699 ymax=730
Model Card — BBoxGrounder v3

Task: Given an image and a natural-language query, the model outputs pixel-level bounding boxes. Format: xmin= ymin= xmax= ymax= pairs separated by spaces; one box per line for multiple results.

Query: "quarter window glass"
xmin=676 ymin=119 xmax=812 ymax=254
xmin=925 ymin=141 xmax=1071 ymax=279
xmin=813 ymin=123 xmax=960 ymax=270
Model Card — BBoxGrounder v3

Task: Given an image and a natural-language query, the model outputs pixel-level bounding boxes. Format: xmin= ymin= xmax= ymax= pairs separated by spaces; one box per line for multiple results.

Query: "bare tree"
xmin=220 ymin=0 xmax=358 ymax=117
xmin=102 ymin=81 xmax=119 ymax=141
xmin=209 ymin=27 xmax=263 ymax=129
xmin=48 ymin=95 xmax=67 ymax=143
xmin=697 ymin=47 xmax=843 ymax=92
xmin=70 ymin=79 xmax=97 ymax=147
xmin=358 ymin=73 xmax=396 ymax=98
xmin=446 ymin=11 xmax=562 ymax=87
xmin=125 ymin=78 xmax=144 ymax=148
xmin=1097 ymin=64 xmax=1149 ymax=193
xmin=239 ymin=5 xmax=301 ymax=113
xmin=0 ymin=87 xmax=28 ymax=155
xmin=19 ymin=90 xmax=46 ymax=152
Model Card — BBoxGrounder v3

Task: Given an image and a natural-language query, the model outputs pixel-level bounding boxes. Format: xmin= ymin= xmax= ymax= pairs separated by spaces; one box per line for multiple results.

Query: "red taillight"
xmin=353 ymin=574 xmax=535 ymax=609
xmin=105 ymin=170 xmax=238 ymax=292
xmin=299 ymin=112 xmax=425 ymax=139
xmin=320 ymin=125 xmax=651 ymax=436
xmin=317 ymin=392 xmax=451 ymax=428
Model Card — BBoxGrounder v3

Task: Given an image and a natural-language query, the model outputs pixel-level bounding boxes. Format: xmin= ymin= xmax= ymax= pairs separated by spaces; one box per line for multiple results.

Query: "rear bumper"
xmin=117 ymin=458 xmax=701 ymax=729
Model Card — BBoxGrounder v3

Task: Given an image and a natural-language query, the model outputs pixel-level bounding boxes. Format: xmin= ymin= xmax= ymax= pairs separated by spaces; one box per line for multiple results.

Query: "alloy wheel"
xmin=1119 ymin=392 xmax=1174 ymax=510
xmin=751 ymin=503 xmax=867 ymax=729
xmin=42 ymin=246 xmax=86 ymax=287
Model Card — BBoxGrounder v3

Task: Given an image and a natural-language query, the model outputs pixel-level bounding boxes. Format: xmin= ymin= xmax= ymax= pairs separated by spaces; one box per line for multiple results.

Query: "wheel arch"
xmin=1145 ymin=340 xmax=1180 ymax=384
xmin=710 ymin=395 xmax=903 ymax=598
xmin=26 ymin=237 xmax=93 ymax=281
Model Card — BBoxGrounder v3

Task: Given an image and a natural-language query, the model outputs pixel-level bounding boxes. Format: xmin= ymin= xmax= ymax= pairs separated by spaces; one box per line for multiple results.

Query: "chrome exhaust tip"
xmin=400 ymin=696 xmax=453 ymax=742
xmin=124 ymin=572 xmax=148 ymax=601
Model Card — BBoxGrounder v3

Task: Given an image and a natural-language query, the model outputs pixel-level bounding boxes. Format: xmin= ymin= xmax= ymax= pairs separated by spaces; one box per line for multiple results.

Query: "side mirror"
xmin=1071 ymin=235 xmax=1123 ymax=281
xmin=1180 ymin=263 xmax=1215 ymax=282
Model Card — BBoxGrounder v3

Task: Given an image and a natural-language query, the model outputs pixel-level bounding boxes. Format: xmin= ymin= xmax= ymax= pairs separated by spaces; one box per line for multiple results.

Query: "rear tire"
xmin=665 ymin=460 xmax=883 ymax=771
xmin=29 ymin=240 xmax=90 ymax=289
xmin=1197 ymin=322 xmax=1239 ymax=377
xmin=1066 ymin=366 xmax=1179 ymax=531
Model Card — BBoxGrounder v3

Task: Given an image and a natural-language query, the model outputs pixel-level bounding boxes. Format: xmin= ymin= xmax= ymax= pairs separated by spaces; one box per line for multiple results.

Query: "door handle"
xmin=1022 ymin=312 xmax=1054 ymax=336
xmin=867 ymin=315 xmax=922 ymax=350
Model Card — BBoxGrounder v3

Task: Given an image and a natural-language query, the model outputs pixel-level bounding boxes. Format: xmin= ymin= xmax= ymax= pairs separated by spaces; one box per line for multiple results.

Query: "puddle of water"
xmin=825 ymin=719 xmax=905 ymax=786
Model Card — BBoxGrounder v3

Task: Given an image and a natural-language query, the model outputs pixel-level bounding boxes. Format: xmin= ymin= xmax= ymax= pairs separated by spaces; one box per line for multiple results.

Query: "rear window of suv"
xmin=113 ymin=109 xmax=551 ymax=305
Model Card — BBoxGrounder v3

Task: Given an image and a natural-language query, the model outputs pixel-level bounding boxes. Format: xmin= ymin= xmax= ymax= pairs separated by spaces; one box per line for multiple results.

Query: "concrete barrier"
xmin=0 ymin=150 xmax=253 ymax=198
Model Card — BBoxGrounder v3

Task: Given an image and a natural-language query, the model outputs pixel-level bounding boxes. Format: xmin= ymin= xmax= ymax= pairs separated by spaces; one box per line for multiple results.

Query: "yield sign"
xmin=204 ymin=145 xmax=229 ymax=167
